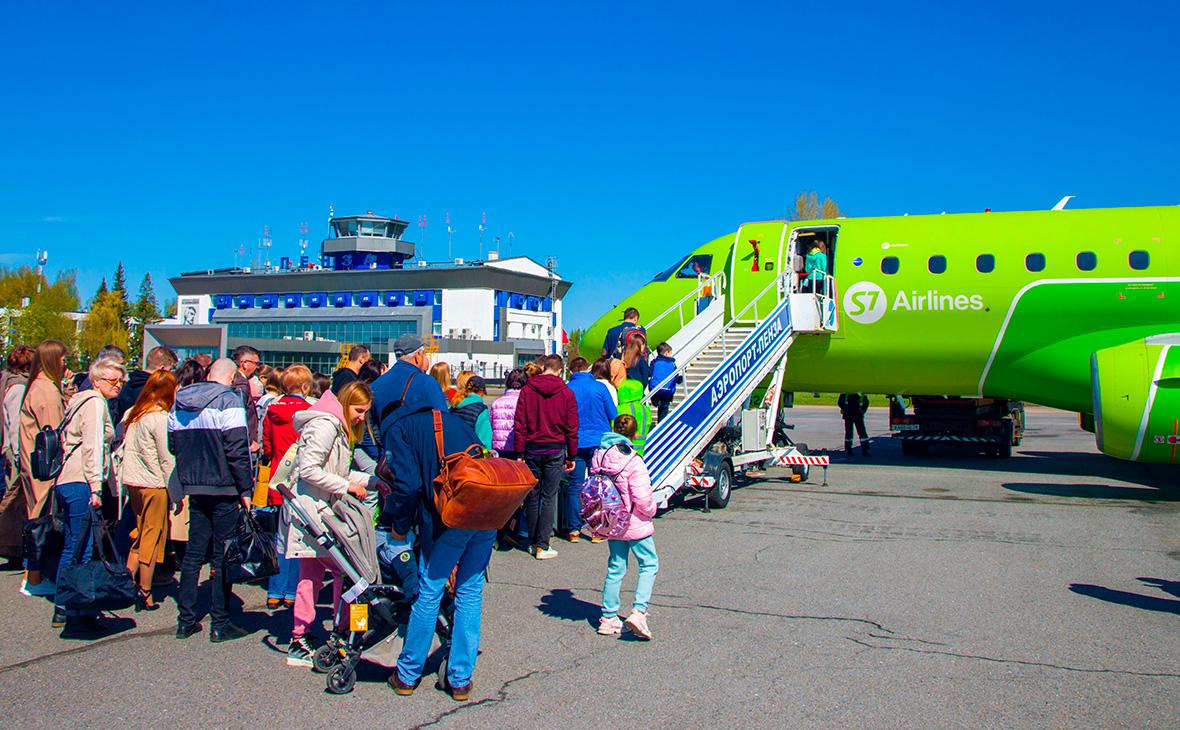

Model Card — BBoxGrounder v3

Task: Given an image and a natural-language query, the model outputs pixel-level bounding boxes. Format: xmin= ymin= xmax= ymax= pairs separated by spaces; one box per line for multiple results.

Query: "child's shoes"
xmin=624 ymin=610 xmax=652 ymax=640
xmin=597 ymin=615 xmax=623 ymax=636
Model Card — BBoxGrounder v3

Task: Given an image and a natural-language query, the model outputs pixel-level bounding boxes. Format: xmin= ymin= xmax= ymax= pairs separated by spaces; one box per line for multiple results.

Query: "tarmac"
xmin=0 ymin=406 xmax=1176 ymax=728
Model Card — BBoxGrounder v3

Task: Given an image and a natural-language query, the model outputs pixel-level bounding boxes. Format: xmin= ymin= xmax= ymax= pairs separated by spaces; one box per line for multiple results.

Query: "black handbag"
xmin=223 ymin=507 xmax=278 ymax=584
xmin=22 ymin=492 xmax=64 ymax=564
xmin=56 ymin=507 xmax=136 ymax=612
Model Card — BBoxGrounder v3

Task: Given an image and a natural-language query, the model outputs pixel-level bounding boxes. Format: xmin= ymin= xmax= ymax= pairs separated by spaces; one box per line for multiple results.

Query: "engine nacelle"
xmin=1091 ymin=337 xmax=1180 ymax=463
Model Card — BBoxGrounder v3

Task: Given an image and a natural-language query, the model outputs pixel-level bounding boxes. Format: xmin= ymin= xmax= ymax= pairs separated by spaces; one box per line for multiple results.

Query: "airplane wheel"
xmin=707 ymin=461 xmax=732 ymax=509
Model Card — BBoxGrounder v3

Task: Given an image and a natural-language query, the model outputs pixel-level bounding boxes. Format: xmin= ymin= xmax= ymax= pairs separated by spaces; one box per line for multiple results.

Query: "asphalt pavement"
xmin=0 ymin=407 xmax=1177 ymax=728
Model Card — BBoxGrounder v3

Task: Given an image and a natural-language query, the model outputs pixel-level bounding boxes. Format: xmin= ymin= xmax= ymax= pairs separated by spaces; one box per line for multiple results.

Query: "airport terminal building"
xmin=149 ymin=212 xmax=571 ymax=377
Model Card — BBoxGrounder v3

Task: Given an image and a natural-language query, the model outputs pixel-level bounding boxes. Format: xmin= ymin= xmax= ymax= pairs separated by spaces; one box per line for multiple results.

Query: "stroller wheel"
xmin=312 ymin=644 xmax=340 ymax=674
xmin=327 ymin=666 xmax=357 ymax=695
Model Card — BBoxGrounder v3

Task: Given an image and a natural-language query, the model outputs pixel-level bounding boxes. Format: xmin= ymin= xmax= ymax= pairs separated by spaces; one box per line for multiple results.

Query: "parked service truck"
xmin=890 ymin=396 xmax=1025 ymax=458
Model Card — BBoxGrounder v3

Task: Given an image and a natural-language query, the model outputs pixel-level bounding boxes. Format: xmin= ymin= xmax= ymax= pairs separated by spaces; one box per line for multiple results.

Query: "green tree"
xmin=788 ymin=191 xmax=842 ymax=221
xmin=112 ymin=262 xmax=131 ymax=329
xmin=95 ymin=277 xmax=108 ymax=299
xmin=566 ymin=328 xmax=584 ymax=360
xmin=128 ymin=274 xmax=162 ymax=364
xmin=0 ymin=266 xmax=80 ymax=353
xmin=77 ymin=291 xmax=129 ymax=362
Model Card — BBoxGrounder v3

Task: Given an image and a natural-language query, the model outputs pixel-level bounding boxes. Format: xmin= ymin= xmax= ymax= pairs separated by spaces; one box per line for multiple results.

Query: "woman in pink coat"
xmin=490 ymin=368 xmax=526 ymax=457
xmin=592 ymin=414 xmax=659 ymax=640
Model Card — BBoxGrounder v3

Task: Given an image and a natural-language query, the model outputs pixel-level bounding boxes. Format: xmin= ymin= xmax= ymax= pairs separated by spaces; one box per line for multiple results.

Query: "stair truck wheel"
xmin=707 ymin=460 xmax=733 ymax=509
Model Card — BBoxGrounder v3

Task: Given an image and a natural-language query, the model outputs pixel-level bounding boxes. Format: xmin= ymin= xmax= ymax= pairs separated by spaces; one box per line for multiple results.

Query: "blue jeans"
xmin=53 ymin=482 xmax=95 ymax=615
xmin=267 ymin=530 xmax=298 ymax=601
xmin=397 ymin=528 xmax=496 ymax=688
xmin=561 ymin=447 xmax=595 ymax=533
xmin=601 ymin=536 xmax=659 ymax=619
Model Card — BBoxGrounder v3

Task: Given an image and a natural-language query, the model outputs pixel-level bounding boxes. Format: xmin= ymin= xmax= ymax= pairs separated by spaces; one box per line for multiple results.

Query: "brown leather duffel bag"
xmin=432 ymin=410 xmax=537 ymax=530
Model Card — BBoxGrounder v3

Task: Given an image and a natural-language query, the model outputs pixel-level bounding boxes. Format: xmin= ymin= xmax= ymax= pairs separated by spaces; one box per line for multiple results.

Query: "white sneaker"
xmin=597 ymin=616 xmax=623 ymax=636
xmin=20 ymin=579 xmax=56 ymax=598
xmin=531 ymin=546 xmax=559 ymax=560
xmin=624 ymin=610 xmax=652 ymax=640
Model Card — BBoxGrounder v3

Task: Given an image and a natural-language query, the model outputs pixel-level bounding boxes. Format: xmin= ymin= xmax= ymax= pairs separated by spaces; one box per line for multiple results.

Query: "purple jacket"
xmin=490 ymin=388 xmax=521 ymax=452
xmin=591 ymin=438 xmax=656 ymax=541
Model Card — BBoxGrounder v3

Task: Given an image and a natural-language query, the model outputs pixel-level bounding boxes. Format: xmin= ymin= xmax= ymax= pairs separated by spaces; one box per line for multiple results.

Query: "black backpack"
xmin=30 ymin=394 xmax=102 ymax=482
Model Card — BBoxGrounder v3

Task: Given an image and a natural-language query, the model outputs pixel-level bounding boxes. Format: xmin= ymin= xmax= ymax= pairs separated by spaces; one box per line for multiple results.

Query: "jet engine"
xmin=1091 ymin=336 xmax=1180 ymax=463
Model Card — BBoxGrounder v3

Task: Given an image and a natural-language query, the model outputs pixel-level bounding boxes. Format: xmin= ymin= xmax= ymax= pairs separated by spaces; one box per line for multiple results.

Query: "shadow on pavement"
xmin=1069 ymin=583 xmax=1180 ymax=615
xmin=1004 ymin=482 xmax=1180 ymax=502
xmin=537 ymin=588 xmax=599 ymax=628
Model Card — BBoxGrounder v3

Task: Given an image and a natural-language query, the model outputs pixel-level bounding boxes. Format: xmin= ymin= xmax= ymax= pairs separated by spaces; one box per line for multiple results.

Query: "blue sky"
xmin=1 ymin=1 xmax=1177 ymax=328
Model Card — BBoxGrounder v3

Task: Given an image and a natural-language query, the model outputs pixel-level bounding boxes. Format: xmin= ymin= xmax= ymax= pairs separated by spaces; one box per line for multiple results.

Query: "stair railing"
xmin=643 ymin=270 xmax=727 ymax=336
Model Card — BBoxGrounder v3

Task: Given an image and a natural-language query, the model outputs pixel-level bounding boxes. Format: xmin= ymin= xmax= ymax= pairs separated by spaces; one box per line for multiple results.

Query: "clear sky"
xmin=1 ymin=1 xmax=1177 ymax=329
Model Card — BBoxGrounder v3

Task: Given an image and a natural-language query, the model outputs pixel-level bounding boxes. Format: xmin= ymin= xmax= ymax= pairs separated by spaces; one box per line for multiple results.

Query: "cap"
xmin=394 ymin=333 xmax=426 ymax=357
xmin=468 ymin=376 xmax=487 ymax=391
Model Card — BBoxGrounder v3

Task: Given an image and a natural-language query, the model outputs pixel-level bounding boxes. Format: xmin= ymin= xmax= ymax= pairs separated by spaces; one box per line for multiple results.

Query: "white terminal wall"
xmin=440 ymin=288 xmax=494 ymax=340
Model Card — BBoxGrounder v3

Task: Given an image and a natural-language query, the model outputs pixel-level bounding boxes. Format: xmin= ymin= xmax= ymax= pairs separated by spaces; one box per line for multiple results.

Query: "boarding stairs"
xmin=639 ymin=272 xmax=838 ymax=503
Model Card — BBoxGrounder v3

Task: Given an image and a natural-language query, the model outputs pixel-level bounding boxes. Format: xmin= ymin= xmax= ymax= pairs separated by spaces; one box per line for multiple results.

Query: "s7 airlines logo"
xmin=843 ymin=282 xmax=888 ymax=324
xmin=842 ymin=281 xmax=985 ymax=325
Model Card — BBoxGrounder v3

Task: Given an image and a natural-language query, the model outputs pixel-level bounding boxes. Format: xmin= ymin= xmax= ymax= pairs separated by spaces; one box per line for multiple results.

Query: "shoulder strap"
xmin=378 ymin=369 xmax=418 ymax=425
xmin=432 ymin=409 xmax=445 ymax=470
xmin=58 ymin=393 xmax=103 ymax=435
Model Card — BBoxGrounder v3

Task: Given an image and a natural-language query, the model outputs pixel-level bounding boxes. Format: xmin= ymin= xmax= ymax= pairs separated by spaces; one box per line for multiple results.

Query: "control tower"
xmin=322 ymin=211 xmax=416 ymax=270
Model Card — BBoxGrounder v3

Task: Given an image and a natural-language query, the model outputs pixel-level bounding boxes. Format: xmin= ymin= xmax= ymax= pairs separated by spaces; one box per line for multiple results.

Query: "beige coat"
xmin=280 ymin=408 xmax=369 ymax=560
xmin=120 ymin=409 xmax=175 ymax=489
xmin=57 ymin=390 xmax=115 ymax=497
xmin=18 ymin=376 xmax=65 ymax=518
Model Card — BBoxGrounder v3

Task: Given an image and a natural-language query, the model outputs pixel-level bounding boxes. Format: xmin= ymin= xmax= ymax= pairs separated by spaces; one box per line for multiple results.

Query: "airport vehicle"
xmin=889 ymin=396 xmax=1025 ymax=457
xmin=585 ymin=204 xmax=1178 ymax=506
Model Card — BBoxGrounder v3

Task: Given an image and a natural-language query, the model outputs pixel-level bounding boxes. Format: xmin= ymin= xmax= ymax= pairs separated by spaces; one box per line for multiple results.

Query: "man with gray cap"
xmin=371 ymin=333 xmax=449 ymax=445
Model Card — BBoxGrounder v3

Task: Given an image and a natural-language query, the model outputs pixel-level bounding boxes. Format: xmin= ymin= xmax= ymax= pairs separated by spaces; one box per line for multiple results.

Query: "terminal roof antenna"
xmin=418 ymin=214 xmax=427 ymax=257
xmin=446 ymin=211 xmax=453 ymax=261
xmin=298 ymin=222 xmax=309 ymax=263
xmin=507 ymin=231 xmax=514 ymax=255
xmin=262 ymin=225 xmax=272 ymax=270
xmin=34 ymin=249 xmax=47 ymax=293
xmin=479 ymin=211 xmax=487 ymax=260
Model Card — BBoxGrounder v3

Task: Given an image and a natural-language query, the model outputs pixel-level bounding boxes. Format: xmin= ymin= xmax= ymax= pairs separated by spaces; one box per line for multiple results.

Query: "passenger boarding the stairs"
xmin=648 ymin=341 xmax=682 ymax=422
xmin=593 ymin=414 xmax=659 ymax=641
xmin=616 ymin=379 xmax=652 ymax=457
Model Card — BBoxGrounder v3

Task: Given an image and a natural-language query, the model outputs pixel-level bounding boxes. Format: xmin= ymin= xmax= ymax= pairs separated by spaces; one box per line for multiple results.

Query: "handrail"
xmin=642 ymin=273 xmax=788 ymax=406
xmin=643 ymin=271 xmax=727 ymax=335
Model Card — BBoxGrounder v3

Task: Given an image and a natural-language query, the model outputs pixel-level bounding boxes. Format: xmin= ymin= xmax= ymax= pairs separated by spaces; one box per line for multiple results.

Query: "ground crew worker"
xmin=616 ymin=379 xmax=652 ymax=456
xmin=838 ymin=392 xmax=870 ymax=457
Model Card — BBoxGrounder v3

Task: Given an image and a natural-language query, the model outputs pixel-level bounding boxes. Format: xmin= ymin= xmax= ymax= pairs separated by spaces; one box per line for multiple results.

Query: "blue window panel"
xmin=431 ymin=303 xmax=443 ymax=321
xmin=434 ymin=290 xmax=443 ymax=305
xmin=259 ymin=293 xmax=279 ymax=309
xmin=383 ymin=290 xmax=404 ymax=307
xmin=509 ymin=293 xmax=525 ymax=309
xmin=330 ymin=292 xmax=351 ymax=307
xmin=493 ymin=319 xmax=500 ymax=342
xmin=356 ymin=291 xmax=378 ymax=307
xmin=495 ymin=290 xmax=509 ymax=307
xmin=306 ymin=292 xmax=327 ymax=308
xmin=526 ymin=295 xmax=541 ymax=311
xmin=413 ymin=289 xmax=432 ymax=306
xmin=235 ymin=294 xmax=255 ymax=309
xmin=282 ymin=293 xmax=302 ymax=308
xmin=214 ymin=295 xmax=233 ymax=309
xmin=541 ymin=298 xmax=552 ymax=312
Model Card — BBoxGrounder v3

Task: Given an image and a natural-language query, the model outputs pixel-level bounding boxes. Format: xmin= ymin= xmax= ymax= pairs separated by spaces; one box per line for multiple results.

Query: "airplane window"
xmin=675 ymin=254 xmax=713 ymax=279
xmin=652 ymin=254 xmax=690 ymax=282
xmin=928 ymin=255 xmax=947 ymax=274
xmin=1129 ymin=250 xmax=1150 ymax=270
xmin=1076 ymin=252 xmax=1097 ymax=271
xmin=976 ymin=254 xmax=995 ymax=273
xmin=1025 ymin=253 xmax=1046 ymax=272
xmin=881 ymin=256 xmax=899 ymax=275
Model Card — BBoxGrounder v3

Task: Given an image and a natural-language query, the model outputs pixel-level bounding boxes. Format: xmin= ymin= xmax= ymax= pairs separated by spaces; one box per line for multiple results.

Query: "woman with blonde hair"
xmin=430 ymin=361 xmax=456 ymax=403
xmin=451 ymin=370 xmax=476 ymax=408
xmin=17 ymin=339 xmax=69 ymax=597
xmin=52 ymin=356 xmax=124 ymax=637
xmin=120 ymin=369 xmax=177 ymax=612
xmin=281 ymin=380 xmax=374 ymax=667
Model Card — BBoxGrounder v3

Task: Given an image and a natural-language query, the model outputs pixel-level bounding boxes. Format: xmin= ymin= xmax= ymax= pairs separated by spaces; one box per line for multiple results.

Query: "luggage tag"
xmin=349 ymin=603 xmax=369 ymax=632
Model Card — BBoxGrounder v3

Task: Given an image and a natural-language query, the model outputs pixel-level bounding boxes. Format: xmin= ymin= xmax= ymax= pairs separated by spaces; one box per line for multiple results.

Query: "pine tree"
xmin=128 ymin=273 xmax=161 ymax=365
xmin=96 ymin=277 xmax=109 ymax=298
xmin=112 ymin=262 xmax=131 ymax=329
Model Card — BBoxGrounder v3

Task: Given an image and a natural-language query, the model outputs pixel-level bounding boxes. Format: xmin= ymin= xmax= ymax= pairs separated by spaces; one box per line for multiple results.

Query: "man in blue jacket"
xmin=371 ymin=333 xmax=448 ymax=446
xmin=382 ymin=406 xmax=489 ymax=702
xmin=564 ymin=357 xmax=616 ymax=541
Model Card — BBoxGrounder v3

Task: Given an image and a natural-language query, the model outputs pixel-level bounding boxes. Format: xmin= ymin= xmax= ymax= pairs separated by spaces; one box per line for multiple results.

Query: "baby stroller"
xmin=275 ymin=482 xmax=453 ymax=695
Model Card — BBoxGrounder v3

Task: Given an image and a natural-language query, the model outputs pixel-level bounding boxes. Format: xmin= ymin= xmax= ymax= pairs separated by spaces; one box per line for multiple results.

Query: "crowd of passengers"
xmin=0 ymin=311 xmax=680 ymax=699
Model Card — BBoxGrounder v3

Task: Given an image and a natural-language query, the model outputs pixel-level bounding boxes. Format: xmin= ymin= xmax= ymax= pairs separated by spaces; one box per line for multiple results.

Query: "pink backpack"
xmin=578 ymin=446 xmax=636 ymax=539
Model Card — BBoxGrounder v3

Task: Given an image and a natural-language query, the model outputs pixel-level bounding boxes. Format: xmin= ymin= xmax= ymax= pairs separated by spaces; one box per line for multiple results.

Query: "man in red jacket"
xmin=512 ymin=354 xmax=578 ymax=560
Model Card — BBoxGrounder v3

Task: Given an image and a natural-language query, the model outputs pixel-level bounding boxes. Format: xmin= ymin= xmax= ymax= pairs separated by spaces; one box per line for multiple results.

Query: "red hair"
xmin=124 ymin=370 xmax=178 ymax=427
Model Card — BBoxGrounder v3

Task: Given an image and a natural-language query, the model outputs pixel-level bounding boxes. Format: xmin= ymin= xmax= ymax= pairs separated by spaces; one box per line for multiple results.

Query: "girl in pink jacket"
xmin=593 ymin=414 xmax=659 ymax=640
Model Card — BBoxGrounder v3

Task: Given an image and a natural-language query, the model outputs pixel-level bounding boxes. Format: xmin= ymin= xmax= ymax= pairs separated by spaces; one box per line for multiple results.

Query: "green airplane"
xmin=585 ymin=204 xmax=1179 ymax=464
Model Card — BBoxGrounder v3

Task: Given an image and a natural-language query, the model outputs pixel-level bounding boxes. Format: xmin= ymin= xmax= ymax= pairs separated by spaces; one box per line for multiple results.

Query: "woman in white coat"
xmin=280 ymin=381 xmax=373 ymax=668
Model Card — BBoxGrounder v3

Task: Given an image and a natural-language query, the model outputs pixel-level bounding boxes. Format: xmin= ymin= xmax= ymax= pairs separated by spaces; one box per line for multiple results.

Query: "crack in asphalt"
xmin=653 ymin=600 xmax=893 ymax=633
xmin=846 ymin=637 xmax=1180 ymax=678
xmin=408 ymin=669 xmax=549 ymax=730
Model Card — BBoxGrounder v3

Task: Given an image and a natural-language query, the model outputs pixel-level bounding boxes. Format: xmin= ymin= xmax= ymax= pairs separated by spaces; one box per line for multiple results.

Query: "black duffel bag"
xmin=23 ymin=496 xmax=63 ymax=566
xmin=56 ymin=507 xmax=136 ymax=612
xmin=223 ymin=507 xmax=278 ymax=584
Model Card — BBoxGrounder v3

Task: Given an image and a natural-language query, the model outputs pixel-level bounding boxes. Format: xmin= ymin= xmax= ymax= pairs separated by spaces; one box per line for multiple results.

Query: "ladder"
xmin=639 ymin=272 xmax=839 ymax=503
